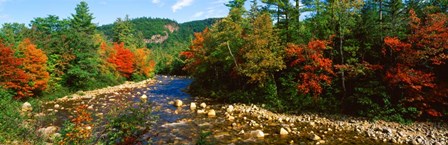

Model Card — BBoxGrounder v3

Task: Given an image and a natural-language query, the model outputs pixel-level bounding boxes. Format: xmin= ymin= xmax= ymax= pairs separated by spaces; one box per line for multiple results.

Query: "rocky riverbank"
xmin=210 ymin=103 xmax=447 ymax=145
xmin=47 ymin=79 xmax=156 ymax=104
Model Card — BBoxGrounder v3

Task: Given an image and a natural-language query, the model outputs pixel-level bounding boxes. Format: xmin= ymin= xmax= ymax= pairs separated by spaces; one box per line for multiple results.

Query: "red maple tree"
xmin=107 ymin=42 xmax=135 ymax=78
xmin=382 ymin=9 xmax=448 ymax=117
xmin=0 ymin=41 xmax=31 ymax=99
xmin=286 ymin=40 xmax=334 ymax=99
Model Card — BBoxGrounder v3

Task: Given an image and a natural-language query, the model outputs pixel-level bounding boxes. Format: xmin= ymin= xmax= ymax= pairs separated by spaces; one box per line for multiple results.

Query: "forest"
xmin=0 ymin=0 xmax=447 ymax=144
xmin=182 ymin=0 xmax=448 ymax=122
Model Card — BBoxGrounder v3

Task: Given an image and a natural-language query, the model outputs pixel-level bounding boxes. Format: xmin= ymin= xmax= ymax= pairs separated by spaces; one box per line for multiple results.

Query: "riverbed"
xmin=39 ymin=75 xmax=447 ymax=145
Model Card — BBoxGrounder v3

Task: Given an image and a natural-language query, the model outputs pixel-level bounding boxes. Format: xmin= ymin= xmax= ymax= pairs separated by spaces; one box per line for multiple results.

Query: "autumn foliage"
xmin=0 ymin=41 xmax=31 ymax=99
xmin=382 ymin=9 xmax=448 ymax=117
xmin=134 ymin=48 xmax=155 ymax=78
xmin=286 ymin=40 xmax=334 ymax=98
xmin=107 ymin=42 xmax=135 ymax=78
xmin=18 ymin=38 xmax=50 ymax=96
xmin=180 ymin=28 xmax=209 ymax=73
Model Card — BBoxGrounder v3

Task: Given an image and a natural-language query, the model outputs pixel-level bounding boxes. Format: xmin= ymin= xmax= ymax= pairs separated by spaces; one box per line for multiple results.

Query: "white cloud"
xmin=172 ymin=0 xmax=194 ymax=12
xmin=152 ymin=0 xmax=160 ymax=4
xmin=192 ymin=11 xmax=204 ymax=18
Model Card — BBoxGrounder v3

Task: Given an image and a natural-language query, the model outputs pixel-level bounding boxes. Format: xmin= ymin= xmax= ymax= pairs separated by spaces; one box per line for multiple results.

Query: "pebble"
xmin=310 ymin=134 xmax=321 ymax=141
xmin=190 ymin=102 xmax=196 ymax=110
xmin=174 ymin=99 xmax=183 ymax=107
xmin=22 ymin=102 xmax=33 ymax=112
xmin=280 ymin=127 xmax=289 ymax=135
xmin=207 ymin=109 xmax=216 ymax=117
xmin=200 ymin=103 xmax=207 ymax=108
xmin=54 ymin=104 xmax=60 ymax=109
xmin=197 ymin=109 xmax=205 ymax=114
xmin=227 ymin=105 xmax=234 ymax=113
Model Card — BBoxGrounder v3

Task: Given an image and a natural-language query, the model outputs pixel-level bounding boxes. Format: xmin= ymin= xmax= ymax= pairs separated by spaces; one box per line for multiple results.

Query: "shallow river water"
xmin=43 ymin=75 xmax=395 ymax=145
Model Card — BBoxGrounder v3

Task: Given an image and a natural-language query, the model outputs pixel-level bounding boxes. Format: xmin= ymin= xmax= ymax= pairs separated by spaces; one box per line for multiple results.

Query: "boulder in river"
xmin=190 ymin=102 xmax=196 ymax=110
xmin=280 ymin=127 xmax=289 ymax=135
xmin=174 ymin=99 xmax=183 ymax=107
xmin=200 ymin=102 xmax=206 ymax=108
xmin=252 ymin=130 xmax=265 ymax=138
xmin=22 ymin=102 xmax=32 ymax=112
xmin=208 ymin=109 xmax=216 ymax=117
xmin=140 ymin=94 xmax=148 ymax=100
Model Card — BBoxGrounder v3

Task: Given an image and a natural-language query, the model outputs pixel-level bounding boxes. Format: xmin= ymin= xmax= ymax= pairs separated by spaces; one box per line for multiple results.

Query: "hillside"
xmin=97 ymin=17 xmax=221 ymax=46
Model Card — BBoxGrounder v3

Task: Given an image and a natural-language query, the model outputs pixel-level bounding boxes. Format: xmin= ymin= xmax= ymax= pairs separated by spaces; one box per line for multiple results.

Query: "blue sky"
xmin=0 ymin=0 xmax=231 ymax=26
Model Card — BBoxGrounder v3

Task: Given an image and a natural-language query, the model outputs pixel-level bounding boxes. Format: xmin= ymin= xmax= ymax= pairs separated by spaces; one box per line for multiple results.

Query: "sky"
xmin=0 ymin=0 xmax=231 ymax=26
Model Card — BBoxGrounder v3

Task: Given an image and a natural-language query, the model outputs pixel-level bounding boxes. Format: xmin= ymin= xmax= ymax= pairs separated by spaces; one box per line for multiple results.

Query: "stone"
xmin=54 ymin=104 xmax=60 ymax=109
xmin=252 ymin=130 xmax=265 ymax=138
xmin=200 ymin=103 xmax=207 ymax=108
xmin=309 ymin=122 xmax=316 ymax=127
xmin=227 ymin=105 xmax=234 ymax=113
xmin=208 ymin=109 xmax=216 ymax=117
xmin=239 ymin=130 xmax=245 ymax=134
xmin=232 ymin=123 xmax=237 ymax=127
xmin=280 ymin=128 xmax=289 ymax=136
xmin=197 ymin=109 xmax=205 ymax=114
xmin=227 ymin=115 xmax=235 ymax=121
xmin=38 ymin=126 xmax=58 ymax=139
xmin=310 ymin=134 xmax=321 ymax=141
xmin=140 ymin=94 xmax=147 ymax=100
xmin=174 ymin=99 xmax=183 ymax=107
xmin=22 ymin=102 xmax=32 ymax=112
xmin=87 ymin=105 xmax=93 ymax=110
xmin=190 ymin=102 xmax=197 ymax=110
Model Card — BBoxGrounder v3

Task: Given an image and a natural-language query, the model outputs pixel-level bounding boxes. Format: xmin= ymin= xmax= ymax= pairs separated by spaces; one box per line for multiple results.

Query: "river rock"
xmin=87 ymin=105 xmax=93 ymax=110
xmin=140 ymin=94 xmax=147 ymax=100
xmin=190 ymin=102 xmax=196 ymax=110
xmin=280 ymin=127 xmax=289 ymax=135
xmin=174 ymin=99 xmax=183 ymax=107
xmin=22 ymin=102 xmax=32 ymax=112
xmin=197 ymin=109 xmax=206 ymax=114
xmin=252 ymin=130 xmax=265 ymax=138
xmin=310 ymin=134 xmax=321 ymax=141
xmin=208 ymin=109 xmax=216 ymax=117
xmin=54 ymin=104 xmax=60 ymax=109
xmin=227 ymin=105 xmax=234 ymax=113
xmin=200 ymin=103 xmax=207 ymax=108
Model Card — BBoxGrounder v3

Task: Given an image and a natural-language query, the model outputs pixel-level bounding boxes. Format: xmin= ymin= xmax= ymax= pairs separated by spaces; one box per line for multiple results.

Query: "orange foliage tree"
xmin=17 ymin=38 xmax=50 ymax=96
xmin=133 ymin=48 xmax=155 ymax=78
xmin=107 ymin=42 xmax=135 ymax=79
xmin=180 ymin=28 xmax=209 ymax=73
xmin=382 ymin=9 xmax=448 ymax=117
xmin=0 ymin=41 xmax=31 ymax=99
xmin=286 ymin=40 xmax=334 ymax=99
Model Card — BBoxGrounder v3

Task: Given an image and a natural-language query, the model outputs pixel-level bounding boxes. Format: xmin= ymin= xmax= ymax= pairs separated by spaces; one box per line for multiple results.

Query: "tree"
xmin=0 ymin=23 xmax=28 ymax=46
xmin=65 ymin=1 xmax=101 ymax=89
xmin=0 ymin=41 xmax=31 ymax=99
xmin=133 ymin=48 xmax=155 ymax=79
xmin=70 ymin=1 xmax=96 ymax=35
xmin=239 ymin=13 xmax=285 ymax=84
xmin=286 ymin=40 xmax=334 ymax=99
xmin=17 ymin=38 xmax=50 ymax=96
xmin=108 ymin=43 xmax=135 ymax=79
xmin=382 ymin=9 xmax=448 ymax=117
